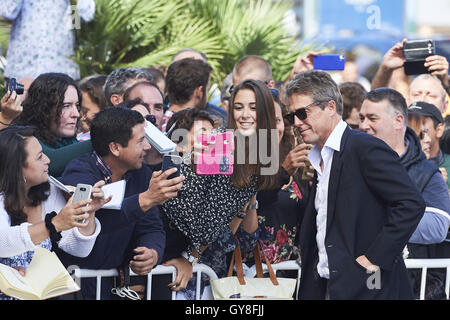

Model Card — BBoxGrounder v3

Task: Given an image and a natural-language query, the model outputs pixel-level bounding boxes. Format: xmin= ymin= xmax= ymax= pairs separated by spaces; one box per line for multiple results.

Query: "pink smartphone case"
xmin=196 ymin=131 xmax=234 ymax=175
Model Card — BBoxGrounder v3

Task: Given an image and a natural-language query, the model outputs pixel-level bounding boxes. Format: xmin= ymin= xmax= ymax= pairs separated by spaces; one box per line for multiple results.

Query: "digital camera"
xmin=5 ymin=78 xmax=25 ymax=95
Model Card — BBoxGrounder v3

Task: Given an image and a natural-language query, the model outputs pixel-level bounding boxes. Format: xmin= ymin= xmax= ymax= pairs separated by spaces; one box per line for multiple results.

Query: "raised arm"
xmin=371 ymin=39 xmax=407 ymax=90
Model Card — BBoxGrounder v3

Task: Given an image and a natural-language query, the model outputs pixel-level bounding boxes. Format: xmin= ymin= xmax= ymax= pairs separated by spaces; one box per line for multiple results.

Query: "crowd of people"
xmin=0 ymin=1 xmax=450 ymax=301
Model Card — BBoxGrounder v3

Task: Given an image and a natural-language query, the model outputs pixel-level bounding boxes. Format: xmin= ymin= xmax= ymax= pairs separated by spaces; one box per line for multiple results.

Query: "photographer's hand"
xmin=425 ymin=55 xmax=449 ymax=87
xmin=286 ymin=51 xmax=323 ymax=82
xmin=372 ymin=39 xmax=407 ymax=90
xmin=0 ymin=91 xmax=23 ymax=128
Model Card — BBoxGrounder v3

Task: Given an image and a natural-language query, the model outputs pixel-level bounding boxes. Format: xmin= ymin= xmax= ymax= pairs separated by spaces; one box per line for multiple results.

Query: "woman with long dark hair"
xmin=13 ymin=73 xmax=93 ymax=177
xmin=0 ymin=126 xmax=107 ymax=300
xmin=158 ymin=80 xmax=281 ymax=299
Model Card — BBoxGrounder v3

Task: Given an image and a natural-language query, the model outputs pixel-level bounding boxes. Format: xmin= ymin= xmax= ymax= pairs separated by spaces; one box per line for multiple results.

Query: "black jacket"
xmin=298 ymin=128 xmax=425 ymax=300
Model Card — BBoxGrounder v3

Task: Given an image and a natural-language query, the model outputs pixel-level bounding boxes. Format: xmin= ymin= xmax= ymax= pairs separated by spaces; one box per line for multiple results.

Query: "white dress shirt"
xmin=308 ymin=120 xmax=347 ymax=279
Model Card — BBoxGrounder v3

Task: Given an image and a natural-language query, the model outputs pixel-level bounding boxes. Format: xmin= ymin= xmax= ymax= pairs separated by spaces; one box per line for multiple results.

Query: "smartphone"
xmin=196 ymin=131 xmax=234 ymax=175
xmin=403 ymin=39 xmax=435 ymax=75
xmin=313 ymin=54 xmax=346 ymax=71
xmin=73 ymin=184 xmax=92 ymax=223
xmin=162 ymin=154 xmax=182 ymax=179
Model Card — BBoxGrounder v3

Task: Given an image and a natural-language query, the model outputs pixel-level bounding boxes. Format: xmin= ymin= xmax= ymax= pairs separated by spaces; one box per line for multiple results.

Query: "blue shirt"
xmin=409 ymin=171 xmax=450 ymax=244
xmin=58 ymin=152 xmax=165 ymax=299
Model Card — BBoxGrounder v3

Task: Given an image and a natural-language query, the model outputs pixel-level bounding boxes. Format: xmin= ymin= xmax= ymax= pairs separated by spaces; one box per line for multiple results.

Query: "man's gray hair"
xmin=410 ymin=74 xmax=447 ymax=102
xmin=286 ymin=70 xmax=343 ymax=115
xmin=103 ymin=67 xmax=153 ymax=104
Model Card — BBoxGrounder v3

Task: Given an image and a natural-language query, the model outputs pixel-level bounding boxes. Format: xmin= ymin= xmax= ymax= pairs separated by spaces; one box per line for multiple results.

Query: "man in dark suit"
xmin=285 ymin=70 xmax=425 ymax=299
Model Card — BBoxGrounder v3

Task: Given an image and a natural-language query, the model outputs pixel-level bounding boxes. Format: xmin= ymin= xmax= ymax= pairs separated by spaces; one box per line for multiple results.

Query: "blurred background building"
xmin=283 ymin=0 xmax=450 ymax=83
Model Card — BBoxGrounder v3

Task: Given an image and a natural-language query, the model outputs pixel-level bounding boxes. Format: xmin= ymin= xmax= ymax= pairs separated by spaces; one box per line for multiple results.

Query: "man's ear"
xmin=195 ymin=86 xmax=203 ymax=98
xmin=110 ymin=94 xmax=123 ymax=107
xmin=327 ymin=100 xmax=338 ymax=115
xmin=436 ymin=123 xmax=445 ymax=139
xmin=109 ymin=141 xmax=121 ymax=157
xmin=442 ymin=99 xmax=448 ymax=114
xmin=394 ymin=113 xmax=406 ymax=130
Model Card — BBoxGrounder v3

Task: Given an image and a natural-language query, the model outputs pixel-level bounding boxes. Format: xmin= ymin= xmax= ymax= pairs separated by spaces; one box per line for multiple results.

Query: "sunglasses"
xmin=284 ymin=101 xmax=322 ymax=124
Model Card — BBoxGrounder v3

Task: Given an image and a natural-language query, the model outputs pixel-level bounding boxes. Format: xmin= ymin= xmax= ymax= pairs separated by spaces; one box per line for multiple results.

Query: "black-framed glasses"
xmin=284 ymin=101 xmax=321 ymax=124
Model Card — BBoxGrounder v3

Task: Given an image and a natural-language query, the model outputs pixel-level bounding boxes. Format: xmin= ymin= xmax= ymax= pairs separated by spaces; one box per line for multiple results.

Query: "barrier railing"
xmin=256 ymin=259 xmax=450 ymax=300
xmin=73 ymin=258 xmax=450 ymax=300
xmin=404 ymin=258 xmax=450 ymax=300
xmin=72 ymin=263 xmax=218 ymax=300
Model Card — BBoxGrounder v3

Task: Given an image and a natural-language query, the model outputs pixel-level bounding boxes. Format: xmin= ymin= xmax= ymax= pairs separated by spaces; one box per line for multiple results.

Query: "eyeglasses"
xmin=284 ymin=101 xmax=322 ymax=124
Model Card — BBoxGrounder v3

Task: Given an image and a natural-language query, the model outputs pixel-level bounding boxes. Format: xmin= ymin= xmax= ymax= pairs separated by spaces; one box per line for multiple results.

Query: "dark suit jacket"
xmin=298 ymin=127 xmax=425 ymax=300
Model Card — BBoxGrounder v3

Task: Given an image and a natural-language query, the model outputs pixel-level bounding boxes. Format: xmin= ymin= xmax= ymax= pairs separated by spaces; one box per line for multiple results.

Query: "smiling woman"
xmin=12 ymin=73 xmax=93 ymax=177
xmin=0 ymin=126 xmax=104 ymax=300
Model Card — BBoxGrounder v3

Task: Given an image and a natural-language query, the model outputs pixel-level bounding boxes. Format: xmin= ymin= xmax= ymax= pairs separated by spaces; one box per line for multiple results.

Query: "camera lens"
xmin=80 ymin=188 xmax=86 ymax=191
xmin=15 ymin=83 xmax=24 ymax=95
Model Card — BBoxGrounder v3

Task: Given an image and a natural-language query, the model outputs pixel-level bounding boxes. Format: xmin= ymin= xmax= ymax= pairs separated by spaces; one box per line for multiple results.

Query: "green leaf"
xmin=72 ymin=0 xmax=324 ymax=85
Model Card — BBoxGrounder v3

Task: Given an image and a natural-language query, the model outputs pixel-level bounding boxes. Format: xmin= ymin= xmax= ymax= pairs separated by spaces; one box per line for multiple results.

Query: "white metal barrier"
xmin=73 ymin=263 xmax=218 ymax=300
xmin=73 ymin=259 xmax=450 ymax=300
xmin=256 ymin=259 xmax=450 ymax=300
xmin=404 ymin=258 xmax=450 ymax=300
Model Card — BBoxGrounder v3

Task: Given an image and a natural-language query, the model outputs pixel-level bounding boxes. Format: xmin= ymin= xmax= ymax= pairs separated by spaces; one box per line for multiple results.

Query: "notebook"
xmin=144 ymin=120 xmax=176 ymax=153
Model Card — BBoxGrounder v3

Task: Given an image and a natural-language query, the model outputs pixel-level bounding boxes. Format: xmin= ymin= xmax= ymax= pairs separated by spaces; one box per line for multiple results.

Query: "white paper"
xmin=144 ymin=120 xmax=176 ymax=153
xmin=48 ymin=176 xmax=73 ymax=195
xmin=101 ymin=180 xmax=126 ymax=210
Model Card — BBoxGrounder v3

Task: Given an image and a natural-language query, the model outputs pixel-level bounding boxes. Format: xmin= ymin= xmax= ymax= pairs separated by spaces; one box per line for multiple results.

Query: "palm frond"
xmin=73 ymin=0 xmax=324 ymax=85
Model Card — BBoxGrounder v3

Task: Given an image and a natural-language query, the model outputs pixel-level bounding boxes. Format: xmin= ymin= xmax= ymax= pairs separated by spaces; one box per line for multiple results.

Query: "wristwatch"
xmin=181 ymin=251 xmax=198 ymax=266
xmin=247 ymin=200 xmax=259 ymax=210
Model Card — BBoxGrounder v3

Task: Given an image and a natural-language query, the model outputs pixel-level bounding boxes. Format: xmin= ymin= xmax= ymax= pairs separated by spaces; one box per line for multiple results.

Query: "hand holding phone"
xmin=73 ymin=184 xmax=92 ymax=223
xmin=313 ymin=54 xmax=346 ymax=71
xmin=162 ymin=155 xmax=182 ymax=180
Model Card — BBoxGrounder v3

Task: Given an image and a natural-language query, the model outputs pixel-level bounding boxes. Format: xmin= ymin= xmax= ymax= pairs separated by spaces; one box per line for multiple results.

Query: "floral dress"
xmin=161 ymin=163 xmax=256 ymax=253
xmin=256 ymin=181 xmax=305 ymax=264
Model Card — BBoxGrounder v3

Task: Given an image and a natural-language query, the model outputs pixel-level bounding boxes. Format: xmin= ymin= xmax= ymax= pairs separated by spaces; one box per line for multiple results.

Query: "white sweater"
xmin=0 ymin=184 xmax=101 ymax=258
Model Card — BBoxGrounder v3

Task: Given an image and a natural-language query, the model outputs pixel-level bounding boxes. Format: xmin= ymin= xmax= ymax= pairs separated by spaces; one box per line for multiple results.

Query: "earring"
xmin=24 ymin=177 xmax=27 ymax=184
